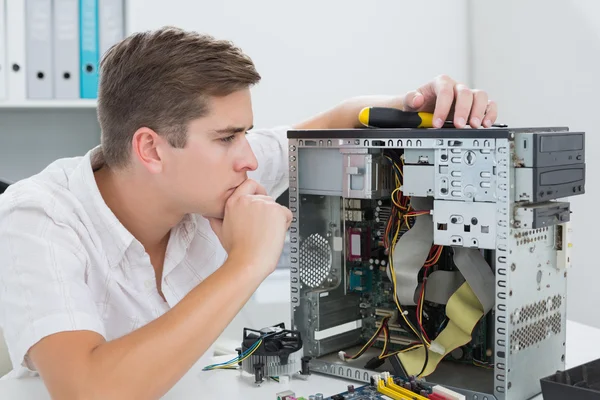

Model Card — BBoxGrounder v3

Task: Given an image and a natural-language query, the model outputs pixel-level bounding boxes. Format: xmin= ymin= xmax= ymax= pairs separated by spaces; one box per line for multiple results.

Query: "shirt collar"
xmin=68 ymin=146 xmax=137 ymax=268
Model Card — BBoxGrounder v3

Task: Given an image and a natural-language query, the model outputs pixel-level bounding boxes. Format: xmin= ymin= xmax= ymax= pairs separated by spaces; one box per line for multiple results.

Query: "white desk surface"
xmin=0 ymin=320 xmax=597 ymax=399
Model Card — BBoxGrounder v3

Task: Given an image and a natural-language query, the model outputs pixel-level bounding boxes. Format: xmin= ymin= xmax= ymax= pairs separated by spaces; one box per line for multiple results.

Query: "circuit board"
xmin=343 ymin=197 xmax=494 ymax=368
xmin=324 ymin=377 xmax=433 ymax=400
xmin=324 ymin=384 xmax=388 ymax=400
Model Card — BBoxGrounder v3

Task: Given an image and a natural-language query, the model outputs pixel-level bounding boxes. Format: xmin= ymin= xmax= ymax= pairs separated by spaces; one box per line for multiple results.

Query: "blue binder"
xmin=79 ymin=0 xmax=98 ymax=99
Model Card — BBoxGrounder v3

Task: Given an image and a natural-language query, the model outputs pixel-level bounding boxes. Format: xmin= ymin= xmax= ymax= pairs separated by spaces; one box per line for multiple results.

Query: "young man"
xmin=0 ymin=27 xmax=497 ymax=398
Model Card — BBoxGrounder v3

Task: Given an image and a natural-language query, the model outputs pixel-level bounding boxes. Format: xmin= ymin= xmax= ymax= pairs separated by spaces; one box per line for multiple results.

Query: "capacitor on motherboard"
xmin=410 ymin=378 xmax=418 ymax=392
xmin=315 ymin=394 xmax=324 ymax=400
xmin=348 ymin=385 xmax=355 ymax=393
xmin=308 ymin=396 xmax=316 ymax=400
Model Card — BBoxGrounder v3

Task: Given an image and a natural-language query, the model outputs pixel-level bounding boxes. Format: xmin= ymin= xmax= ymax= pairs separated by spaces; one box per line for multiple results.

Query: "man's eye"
xmin=220 ymin=135 xmax=236 ymax=143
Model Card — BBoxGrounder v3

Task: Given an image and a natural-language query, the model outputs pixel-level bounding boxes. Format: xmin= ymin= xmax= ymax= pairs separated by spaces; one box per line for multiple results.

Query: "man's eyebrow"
xmin=211 ymin=125 xmax=254 ymax=135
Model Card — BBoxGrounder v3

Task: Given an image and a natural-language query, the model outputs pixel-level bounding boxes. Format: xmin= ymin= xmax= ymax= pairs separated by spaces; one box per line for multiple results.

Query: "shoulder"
xmin=0 ymin=155 xmax=87 ymax=228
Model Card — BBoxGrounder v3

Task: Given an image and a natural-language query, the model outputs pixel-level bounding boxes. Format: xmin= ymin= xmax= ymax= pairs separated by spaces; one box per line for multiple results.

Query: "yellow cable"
xmin=378 ymin=326 xmax=389 ymax=359
xmin=381 ymin=344 xmax=424 ymax=359
xmin=385 ymin=151 xmax=432 ymax=357
xmin=346 ymin=317 xmax=387 ymax=360
xmin=418 ymin=284 xmax=426 ymax=332
xmin=391 ymin=188 xmax=403 ymax=208
xmin=213 ymin=339 xmax=263 ymax=369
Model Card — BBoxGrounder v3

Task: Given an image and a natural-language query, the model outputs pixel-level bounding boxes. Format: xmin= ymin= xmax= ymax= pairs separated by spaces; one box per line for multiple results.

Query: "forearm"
xmin=295 ymin=95 xmax=404 ymax=129
xmin=87 ymin=254 xmax=264 ymax=399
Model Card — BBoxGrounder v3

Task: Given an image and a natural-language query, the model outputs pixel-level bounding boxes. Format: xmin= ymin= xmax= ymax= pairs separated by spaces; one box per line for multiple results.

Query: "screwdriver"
xmin=358 ymin=107 xmax=507 ymax=129
xmin=359 ymin=107 xmax=438 ymax=128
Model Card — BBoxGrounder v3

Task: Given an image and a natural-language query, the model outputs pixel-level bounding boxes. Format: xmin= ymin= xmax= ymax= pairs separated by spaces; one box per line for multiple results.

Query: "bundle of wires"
xmin=342 ymin=317 xmax=390 ymax=361
xmin=473 ymin=358 xmax=494 ymax=370
xmin=383 ymin=150 xmax=445 ymax=377
xmin=202 ymin=332 xmax=275 ymax=371
xmin=416 ymin=245 xmax=444 ymax=343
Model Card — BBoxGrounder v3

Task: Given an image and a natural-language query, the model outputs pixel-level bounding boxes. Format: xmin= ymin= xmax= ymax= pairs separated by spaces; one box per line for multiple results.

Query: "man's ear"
xmin=131 ymin=127 xmax=164 ymax=174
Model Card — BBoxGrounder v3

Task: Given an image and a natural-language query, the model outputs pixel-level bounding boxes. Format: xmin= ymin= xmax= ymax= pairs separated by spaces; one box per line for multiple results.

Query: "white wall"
xmin=470 ymin=0 xmax=600 ymax=327
xmin=126 ymin=0 xmax=470 ymax=129
xmin=124 ymin=0 xmax=471 ymax=344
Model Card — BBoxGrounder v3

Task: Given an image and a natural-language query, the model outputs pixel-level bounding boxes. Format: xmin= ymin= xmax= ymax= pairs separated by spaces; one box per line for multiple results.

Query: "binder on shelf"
xmin=0 ymin=0 xmax=6 ymax=100
xmin=6 ymin=0 xmax=27 ymax=101
xmin=99 ymin=0 xmax=124 ymax=61
xmin=53 ymin=0 xmax=80 ymax=99
xmin=26 ymin=0 xmax=53 ymax=99
xmin=79 ymin=0 xmax=99 ymax=99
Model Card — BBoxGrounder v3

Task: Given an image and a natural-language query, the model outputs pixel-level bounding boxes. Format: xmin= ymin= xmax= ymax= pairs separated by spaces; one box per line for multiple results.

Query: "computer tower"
xmin=287 ymin=127 xmax=585 ymax=400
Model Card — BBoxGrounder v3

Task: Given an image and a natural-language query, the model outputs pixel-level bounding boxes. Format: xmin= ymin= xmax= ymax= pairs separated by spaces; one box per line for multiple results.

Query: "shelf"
xmin=0 ymin=100 xmax=97 ymax=109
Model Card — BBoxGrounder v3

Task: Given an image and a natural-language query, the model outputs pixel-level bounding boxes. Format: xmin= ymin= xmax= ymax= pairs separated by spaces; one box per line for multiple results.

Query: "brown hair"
xmin=97 ymin=26 xmax=261 ymax=168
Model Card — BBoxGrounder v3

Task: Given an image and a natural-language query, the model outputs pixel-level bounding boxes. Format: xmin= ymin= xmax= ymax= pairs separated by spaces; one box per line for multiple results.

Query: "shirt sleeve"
xmin=246 ymin=126 xmax=290 ymax=199
xmin=0 ymin=192 xmax=106 ymax=372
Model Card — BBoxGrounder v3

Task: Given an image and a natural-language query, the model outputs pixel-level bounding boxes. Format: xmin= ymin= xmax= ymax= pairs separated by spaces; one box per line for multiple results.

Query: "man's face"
xmin=161 ymin=89 xmax=258 ymax=218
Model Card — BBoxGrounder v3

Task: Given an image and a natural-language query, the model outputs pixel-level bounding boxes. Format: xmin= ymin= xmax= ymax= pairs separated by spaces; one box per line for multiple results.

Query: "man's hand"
xmin=293 ymin=74 xmax=498 ymax=130
xmin=402 ymin=74 xmax=498 ymax=129
xmin=208 ymin=179 xmax=292 ymax=277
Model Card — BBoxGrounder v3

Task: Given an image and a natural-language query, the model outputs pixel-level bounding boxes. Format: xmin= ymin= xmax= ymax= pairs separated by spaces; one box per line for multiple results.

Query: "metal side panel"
xmin=289 ymin=139 xmax=301 ymax=326
xmin=494 ymin=137 xmax=510 ymax=400
xmin=504 ymin=224 xmax=567 ymax=399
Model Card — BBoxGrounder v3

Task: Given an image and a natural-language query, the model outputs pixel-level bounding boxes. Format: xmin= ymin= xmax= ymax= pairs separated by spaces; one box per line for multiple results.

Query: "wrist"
xmin=224 ymin=248 xmax=273 ymax=283
xmin=380 ymin=94 xmax=405 ymax=111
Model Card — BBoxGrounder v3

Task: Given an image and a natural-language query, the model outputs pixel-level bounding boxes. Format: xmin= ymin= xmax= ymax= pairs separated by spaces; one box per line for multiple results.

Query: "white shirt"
xmin=0 ymin=126 xmax=289 ymax=379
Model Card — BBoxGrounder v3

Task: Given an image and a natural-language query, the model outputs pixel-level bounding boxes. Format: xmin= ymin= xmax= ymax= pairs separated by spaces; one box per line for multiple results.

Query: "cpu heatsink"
xmin=239 ymin=323 xmax=303 ymax=384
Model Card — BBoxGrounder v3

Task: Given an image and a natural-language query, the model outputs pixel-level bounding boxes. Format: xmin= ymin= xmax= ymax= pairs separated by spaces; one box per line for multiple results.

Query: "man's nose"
xmin=233 ymin=137 xmax=258 ymax=172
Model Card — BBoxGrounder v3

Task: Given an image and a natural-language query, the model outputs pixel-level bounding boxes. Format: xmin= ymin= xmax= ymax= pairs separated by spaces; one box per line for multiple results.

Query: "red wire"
xmin=417 ymin=266 xmax=431 ymax=342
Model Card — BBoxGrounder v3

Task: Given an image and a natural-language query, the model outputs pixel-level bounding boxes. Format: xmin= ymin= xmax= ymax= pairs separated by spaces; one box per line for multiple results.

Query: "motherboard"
xmin=324 ymin=383 xmax=394 ymax=400
xmin=343 ymin=193 xmax=493 ymax=370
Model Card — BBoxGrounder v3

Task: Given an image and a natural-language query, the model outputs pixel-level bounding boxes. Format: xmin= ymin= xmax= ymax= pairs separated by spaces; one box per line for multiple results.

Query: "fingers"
xmin=466 ymin=90 xmax=488 ymax=128
xmin=230 ymin=179 xmax=268 ymax=200
xmin=284 ymin=207 xmax=293 ymax=227
xmin=436 ymin=80 xmax=497 ymax=129
xmin=452 ymin=84 xmax=474 ymax=128
xmin=411 ymin=74 xmax=498 ymax=129
xmin=403 ymin=90 xmax=425 ymax=112
xmin=249 ymin=195 xmax=277 ymax=203
xmin=432 ymin=75 xmax=456 ymax=128
xmin=249 ymin=196 xmax=292 ymax=226
xmin=253 ymin=182 xmax=268 ymax=196
xmin=483 ymin=100 xmax=498 ymax=128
